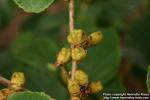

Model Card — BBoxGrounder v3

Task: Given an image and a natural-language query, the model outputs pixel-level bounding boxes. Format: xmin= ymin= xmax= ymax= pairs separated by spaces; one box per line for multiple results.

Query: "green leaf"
xmin=104 ymin=78 xmax=126 ymax=92
xmin=146 ymin=66 xmax=150 ymax=93
xmin=10 ymin=33 xmax=58 ymax=69
xmin=128 ymin=14 xmax=150 ymax=64
xmin=7 ymin=92 xmax=54 ymax=100
xmin=13 ymin=0 xmax=54 ymax=13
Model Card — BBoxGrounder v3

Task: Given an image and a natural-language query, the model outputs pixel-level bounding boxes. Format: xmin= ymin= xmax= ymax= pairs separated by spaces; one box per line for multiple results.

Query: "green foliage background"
xmin=0 ymin=0 xmax=150 ymax=99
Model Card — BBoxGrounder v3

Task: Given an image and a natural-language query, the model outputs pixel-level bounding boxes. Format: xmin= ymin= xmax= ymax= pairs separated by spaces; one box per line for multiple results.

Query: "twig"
xmin=69 ymin=0 xmax=74 ymax=32
xmin=69 ymin=0 xmax=78 ymax=99
xmin=0 ymin=76 xmax=11 ymax=87
xmin=69 ymin=0 xmax=77 ymax=81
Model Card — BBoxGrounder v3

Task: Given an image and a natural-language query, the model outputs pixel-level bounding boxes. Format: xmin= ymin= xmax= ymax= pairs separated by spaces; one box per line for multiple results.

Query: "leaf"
xmin=146 ymin=66 xmax=150 ymax=93
xmin=10 ymin=33 xmax=58 ymax=69
xmin=128 ymin=13 xmax=150 ymax=65
xmin=7 ymin=92 xmax=54 ymax=100
xmin=104 ymin=78 xmax=126 ymax=92
xmin=13 ymin=0 xmax=54 ymax=13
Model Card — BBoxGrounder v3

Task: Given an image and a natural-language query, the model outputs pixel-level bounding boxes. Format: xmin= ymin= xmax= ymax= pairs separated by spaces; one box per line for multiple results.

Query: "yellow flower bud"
xmin=89 ymin=31 xmax=103 ymax=45
xmin=10 ymin=72 xmax=26 ymax=90
xmin=57 ymin=48 xmax=71 ymax=65
xmin=89 ymin=81 xmax=103 ymax=94
xmin=68 ymin=80 xmax=80 ymax=96
xmin=75 ymin=70 xmax=88 ymax=86
xmin=67 ymin=29 xmax=86 ymax=45
xmin=71 ymin=47 xmax=86 ymax=61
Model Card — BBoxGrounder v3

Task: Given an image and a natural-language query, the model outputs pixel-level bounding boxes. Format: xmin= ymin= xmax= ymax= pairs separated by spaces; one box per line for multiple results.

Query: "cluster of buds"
xmin=68 ymin=70 xmax=103 ymax=100
xmin=54 ymin=29 xmax=103 ymax=99
xmin=56 ymin=29 xmax=103 ymax=66
xmin=67 ymin=29 xmax=103 ymax=48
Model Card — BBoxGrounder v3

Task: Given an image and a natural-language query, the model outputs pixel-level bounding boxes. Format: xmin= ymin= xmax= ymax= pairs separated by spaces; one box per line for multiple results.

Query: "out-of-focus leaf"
xmin=77 ymin=0 xmax=142 ymax=28
xmin=127 ymin=13 xmax=150 ymax=68
xmin=128 ymin=14 xmax=150 ymax=62
xmin=7 ymin=92 xmax=54 ymax=100
xmin=0 ymin=0 xmax=16 ymax=29
xmin=146 ymin=66 xmax=150 ymax=93
xmin=13 ymin=0 xmax=54 ymax=13
xmin=104 ymin=78 xmax=126 ymax=92
xmin=10 ymin=33 xmax=58 ymax=69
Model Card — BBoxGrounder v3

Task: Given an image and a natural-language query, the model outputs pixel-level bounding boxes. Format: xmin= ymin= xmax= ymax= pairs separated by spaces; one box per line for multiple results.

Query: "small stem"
xmin=69 ymin=0 xmax=74 ymax=32
xmin=71 ymin=61 xmax=77 ymax=80
xmin=69 ymin=0 xmax=77 ymax=81
xmin=0 ymin=76 xmax=11 ymax=87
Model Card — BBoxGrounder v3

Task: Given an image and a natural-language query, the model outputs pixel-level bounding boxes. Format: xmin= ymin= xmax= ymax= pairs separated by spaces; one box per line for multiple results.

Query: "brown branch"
xmin=68 ymin=0 xmax=78 ymax=99
xmin=0 ymin=76 xmax=11 ymax=87
xmin=69 ymin=0 xmax=77 ymax=81
xmin=69 ymin=0 xmax=74 ymax=32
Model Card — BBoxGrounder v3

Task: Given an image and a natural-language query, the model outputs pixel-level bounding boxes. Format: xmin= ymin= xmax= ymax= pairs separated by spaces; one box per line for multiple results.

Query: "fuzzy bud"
xmin=68 ymin=80 xmax=80 ymax=96
xmin=75 ymin=70 xmax=89 ymax=86
xmin=10 ymin=72 xmax=25 ymax=90
xmin=57 ymin=48 xmax=71 ymax=65
xmin=89 ymin=31 xmax=103 ymax=45
xmin=89 ymin=81 xmax=103 ymax=94
xmin=71 ymin=47 xmax=86 ymax=61
xmin=67 ymin=29 xmax=86 ymax=45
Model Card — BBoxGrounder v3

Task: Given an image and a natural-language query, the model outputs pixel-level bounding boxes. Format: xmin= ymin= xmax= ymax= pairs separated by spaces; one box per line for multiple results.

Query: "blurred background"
xmin=0 ymin=0 xmax=150 ymax=99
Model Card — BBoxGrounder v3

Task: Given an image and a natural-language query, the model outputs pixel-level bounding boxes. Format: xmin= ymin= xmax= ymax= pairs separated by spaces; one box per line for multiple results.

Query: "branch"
xmin=0 ymin=76 xmax=11 ymax=87
xmin=69 ymin=0 xmax=77 ymax=81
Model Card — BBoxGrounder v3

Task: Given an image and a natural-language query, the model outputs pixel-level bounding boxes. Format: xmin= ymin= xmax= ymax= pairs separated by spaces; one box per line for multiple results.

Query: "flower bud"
xmin=71 ymin=47 xmax=86 ymax=61
xmin=89 ymin=31 xmax=103 ymax=45
xmin=11 ymin=72 xmax=26 ymax=90
xmin=68 ymin=80 xmax=80 ymax=96
xmin=57 ymin=48 xmax=71 ymax=65
xmin=89 ymin=81 xmax=103 ymax=94
xmin=75 ymin=70 xmax=88 ymax=86
xmin=67 ymin=29 xmax=86 ymax=45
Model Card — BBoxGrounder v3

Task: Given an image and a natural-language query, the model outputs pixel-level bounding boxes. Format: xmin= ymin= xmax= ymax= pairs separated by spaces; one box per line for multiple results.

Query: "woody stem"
xmin=0 ymin=76 xmax=11 ymax=87
xmin=69 ymin=0 xmax=77 ymax=81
